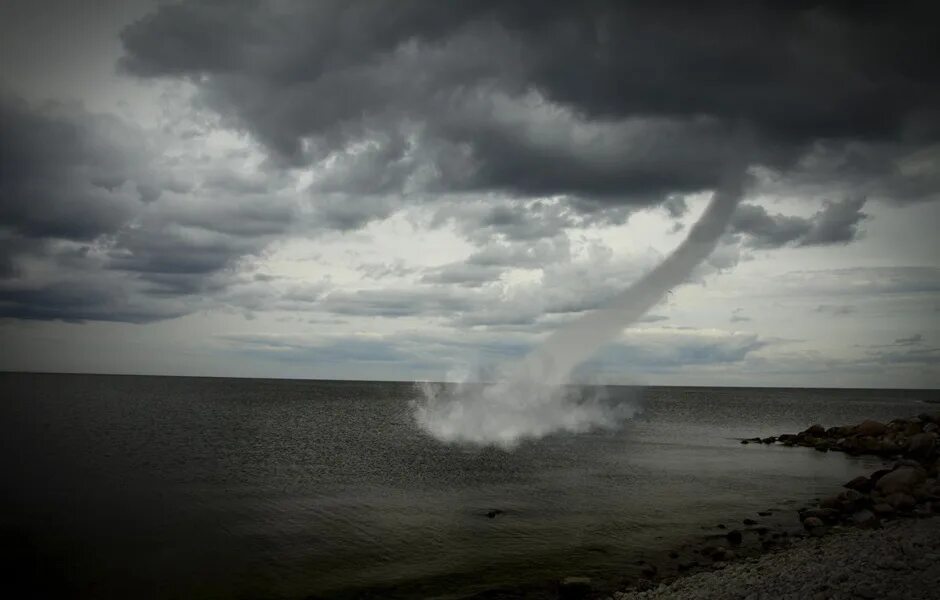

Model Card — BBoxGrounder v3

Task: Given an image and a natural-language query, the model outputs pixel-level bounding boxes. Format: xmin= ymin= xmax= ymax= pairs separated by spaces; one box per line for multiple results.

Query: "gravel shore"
xmin=610 ymin=517 xmax=940 ymax=600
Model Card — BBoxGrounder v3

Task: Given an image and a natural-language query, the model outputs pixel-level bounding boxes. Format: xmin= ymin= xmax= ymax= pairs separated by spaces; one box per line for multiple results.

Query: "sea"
xmin=0 ymin=373 xmax=934 ymax=599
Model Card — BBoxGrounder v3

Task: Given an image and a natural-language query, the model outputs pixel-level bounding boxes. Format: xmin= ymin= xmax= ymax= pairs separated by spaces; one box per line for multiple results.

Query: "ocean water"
xmin=0 ymin=373 xmax=934 ymax=599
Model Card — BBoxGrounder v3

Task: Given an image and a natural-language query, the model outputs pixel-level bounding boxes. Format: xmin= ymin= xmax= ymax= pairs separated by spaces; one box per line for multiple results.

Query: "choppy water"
xmin=0 ymin=373 xmax=934 ymax=599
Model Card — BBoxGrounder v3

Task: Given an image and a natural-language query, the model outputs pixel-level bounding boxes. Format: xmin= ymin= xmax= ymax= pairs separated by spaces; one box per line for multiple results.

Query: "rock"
xmin=885 ymin=492 xmax=916 ymax=511
xmin=757 ymin=510 xmax=772 ymax=516
xmin=801 ymin=507 xmax=841 ymax=522
xmin=851 ymin=509 xmax=879 ymax=528
xmin=486 ymin=509 xmax=504 ymax=518
xmin=879 ymin=439 xmax=903 ymax=455
xmin=711 ymin=548 xmax=735 ymax=562
xmin=742 ymin=518 xmax=758 ymax=525
xmin=559 ymin=577 xmax=593 ymax=599
xmin=876 ymin=466 xmax=927 ymax=495
xmin=856 ymin=420 xmax=888 ymax=437
xmin=844 ymin=475 xmax=872 ymax=492
xmin=761 ymin=436 xmax=777 ymax=444
xmin=740 ymin=437 xmax=762 ymax=444
xmin=802 ymin=516 xmax=825 ymax=530
xmin=872 ymin=503 xmax=895 ymax=515
xmin=869 ymin=468 xmax=893 ymax=485
xmin=725 ymin=529 xmax=743 ymax=544
xmin=924 ymin=422 xmax=938 ymax=433
xmin=907 ymin=432 xmax=937 ymax=456
xmin=668 ymin=550 xmax=678 ymax=559
xmin=806 ymin=424 xmax=826 ymax=436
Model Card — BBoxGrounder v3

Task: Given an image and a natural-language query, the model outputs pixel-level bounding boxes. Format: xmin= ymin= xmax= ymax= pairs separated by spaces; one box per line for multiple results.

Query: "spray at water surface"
xmin=414 ymin=155 xmax=750 ymax=448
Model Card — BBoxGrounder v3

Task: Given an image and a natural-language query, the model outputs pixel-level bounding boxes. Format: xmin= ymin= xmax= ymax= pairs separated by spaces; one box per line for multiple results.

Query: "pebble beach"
xmin=596 ymin=411 xmax=940 ymax=600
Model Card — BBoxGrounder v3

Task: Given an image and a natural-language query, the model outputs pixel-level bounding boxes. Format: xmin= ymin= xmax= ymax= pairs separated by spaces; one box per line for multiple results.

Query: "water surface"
xmin=0 ymin=373 xmax=932 ymax=598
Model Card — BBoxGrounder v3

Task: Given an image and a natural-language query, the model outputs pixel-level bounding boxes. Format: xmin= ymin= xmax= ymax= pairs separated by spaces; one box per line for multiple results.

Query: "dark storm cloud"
xmin=0 ymin=94 xmax=148 ymax=241
xmin=0 ymin=94 xmax=296 ymax=322
xmin=729 ymin=197 xmax=868 ymax=248
xmin=120 ymin=1 xmax=940 ymax=206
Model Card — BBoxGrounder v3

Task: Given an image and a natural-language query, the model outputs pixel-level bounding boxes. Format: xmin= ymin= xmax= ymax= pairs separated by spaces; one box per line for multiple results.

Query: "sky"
xmin=0 ymin=1 xmax=938 ymax=388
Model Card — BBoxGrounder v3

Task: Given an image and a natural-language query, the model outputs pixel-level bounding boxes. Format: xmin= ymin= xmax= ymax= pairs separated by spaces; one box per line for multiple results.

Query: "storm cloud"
xmin=119 ymin=1 xmax=940 ymax=205
xmin=0 ymin=0 xmax=937 ymax=391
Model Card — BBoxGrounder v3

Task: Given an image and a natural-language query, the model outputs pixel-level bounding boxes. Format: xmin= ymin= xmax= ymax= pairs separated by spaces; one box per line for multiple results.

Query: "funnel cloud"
xmin=414 ymin=157 xmax=749 ymax=447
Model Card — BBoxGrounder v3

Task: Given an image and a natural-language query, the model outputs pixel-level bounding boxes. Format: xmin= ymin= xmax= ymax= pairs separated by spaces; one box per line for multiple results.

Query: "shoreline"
xmin=578 ymin=412 xmax=940 ymax=599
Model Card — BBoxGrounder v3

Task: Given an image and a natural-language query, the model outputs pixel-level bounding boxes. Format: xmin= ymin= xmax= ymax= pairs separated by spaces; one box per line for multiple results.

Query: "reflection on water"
xmin=0 ymin=373 xmax=930 ymax=598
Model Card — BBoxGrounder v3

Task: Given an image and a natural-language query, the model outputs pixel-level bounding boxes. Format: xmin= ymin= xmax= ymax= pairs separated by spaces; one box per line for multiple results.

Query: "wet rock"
xmin=908 ymin=432 xmax=937 ymax=456
xmin=761 ymin=436 xmax=777 ymax=444
xmin=855 ymin=420 xmax=887 ymax=437
xmin=742 ymin=518 xmax=758 ymax=525
xmin=876 ymin=466 xmax=927 ymax=495
xmin=844 ymin=475 xmax=872 ymax=492
xmin=725 ymin=530 xmax=743 ymax=544
xmin=801 ymin=507 xmax=841 ymax=522
xmin=885 ymin=492 xmax=916 ymax=511
xmin=925 ymin=422 xmax=939 ymax=434
xmin=851 ymin=509 xmax=879 ymax=528
xmin=668 ymin=550 xmax=678 ymax=559
xmin=486 ymin=509 xmax=504 ymax=518
xmin=802 ymin=516 xmax=825 ymax=530
xmin=869 ymin=468 xmax=893 ymax=485
xmin=757 ymin=511 xmax=772 ymax=516
xmin=805 ymin=424 xmax=826 ymax=437
xmin=872 ymin=503 xmax=895 ymax=516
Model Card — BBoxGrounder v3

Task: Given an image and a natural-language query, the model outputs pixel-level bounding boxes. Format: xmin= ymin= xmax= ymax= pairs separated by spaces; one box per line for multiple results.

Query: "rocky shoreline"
xmin=569 ymin=412 xmax=940 ymax=600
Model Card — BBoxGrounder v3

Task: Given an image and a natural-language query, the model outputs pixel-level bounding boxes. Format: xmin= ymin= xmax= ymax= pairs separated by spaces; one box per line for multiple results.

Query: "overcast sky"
xmin=1 ymin=1 xmax=938 ymax=388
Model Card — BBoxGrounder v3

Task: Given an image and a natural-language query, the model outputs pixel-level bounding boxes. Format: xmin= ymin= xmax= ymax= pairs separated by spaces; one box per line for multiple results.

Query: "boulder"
xmin=802 ymin=516 xmax=825 ymax=530
xmin=725 ymin=530 xmax=742 ymax=544
xmin=851 ymin=509 xmax=879 ymax=528
xmin=805 ymin=424 xmax=826 ymax=437
xmin=876 ymin=466 xmax=927 ymax=495
xmin=855 ymin=420 xmax=887 ymax=437
xmin=844 ymin=476 xmax=872 ymax=492
xmin=872 ymin=503 xmax=895 ymax=515
xmin=907 ymin=432 xmax=937 ymax=456
xmin=885 ymin=492 xmax=916 ymax=511
xmin=878 ymin=439 xmax=903 ymax=455
xmin=801 ymin=507 xmax=841 ymax=522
